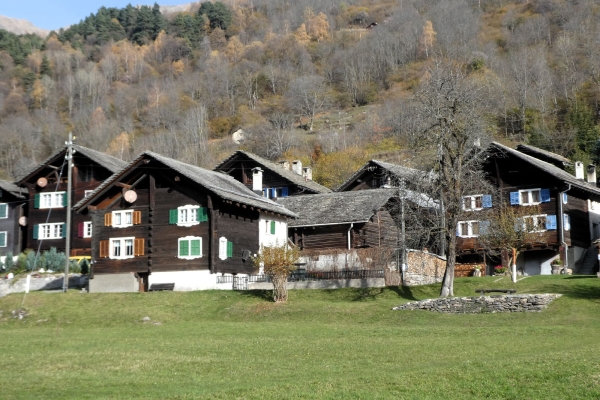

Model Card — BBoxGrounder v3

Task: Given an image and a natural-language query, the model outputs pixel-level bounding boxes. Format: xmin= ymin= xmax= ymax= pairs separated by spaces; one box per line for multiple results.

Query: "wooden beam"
xmin=106 ymin=174 xmax=147 ymax=209
xmin=116 ymin=182 xmax=132 ymax=189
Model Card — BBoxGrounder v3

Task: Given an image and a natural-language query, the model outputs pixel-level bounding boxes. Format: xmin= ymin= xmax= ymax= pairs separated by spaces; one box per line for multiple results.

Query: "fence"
xmin=216 ymin=269 xmax=385 ymax=288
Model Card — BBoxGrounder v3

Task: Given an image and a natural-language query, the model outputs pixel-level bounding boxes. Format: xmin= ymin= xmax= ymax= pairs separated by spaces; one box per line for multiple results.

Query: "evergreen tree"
xmin=198 ymin=1 xmax=232 ymax=32
xmin=152 ymin=3 xmax=167 ymax=38
xmin=132 ymin=5 xmax=155 ymax=45
xmin=40 ymin=55 xmax=52 ymax=77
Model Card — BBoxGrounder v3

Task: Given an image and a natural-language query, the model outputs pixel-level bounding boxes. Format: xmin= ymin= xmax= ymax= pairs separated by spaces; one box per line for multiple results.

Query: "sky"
xmin=2 ymin=1 xmax=189 ymax=31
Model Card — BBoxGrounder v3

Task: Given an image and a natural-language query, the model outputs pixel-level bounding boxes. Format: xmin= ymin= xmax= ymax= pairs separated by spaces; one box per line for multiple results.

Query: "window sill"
xmin=39 ymin=206 xmax=65 ymax=210
xmin=463 ymin=208 xmax=484 ymax=212
xmin=521 ymin=202 xmax=541 ymax=206
xmin=458 ymin=235 xmax=479 ymax=238
xmin=177 ymin=221 xmax=200 ymax=227
xmin=112 ymin=224 xmax=133 ymax=228
xmin=38 ymin=237 xmax=63 ymax=240
xmin=109 ymin=255 xmax=135 ymax=260
xmin=178 ymin=255 xmax=202 ymax=260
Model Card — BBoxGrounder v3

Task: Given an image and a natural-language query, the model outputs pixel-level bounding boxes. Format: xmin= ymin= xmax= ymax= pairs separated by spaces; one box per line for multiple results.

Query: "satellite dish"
xmin=37 ymin=177 xmax=48 ymax=187
xmin=19 ymin=216 xmax=27 ymax=226
xmin=124 ymin=190 xmax=137 ymax=203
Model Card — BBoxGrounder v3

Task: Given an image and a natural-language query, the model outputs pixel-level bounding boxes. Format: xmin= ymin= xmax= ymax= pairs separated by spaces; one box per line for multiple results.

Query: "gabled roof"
xmin=0 ymin=179 xmax=25 ymax=199
xmin=491 ymin=142 xmax=600 ymax=198
xmin=17 ymin=145 xmax=127 ymax=184
xmin=74 ymin=151 xmax=296 ymax=218
xmin=515 ymin=144 xmax=571 ymax=168
xmin=213 ymin=151 xmax=332 ymax=194
xmin=336 ymin=159 xmax=424 ymax=192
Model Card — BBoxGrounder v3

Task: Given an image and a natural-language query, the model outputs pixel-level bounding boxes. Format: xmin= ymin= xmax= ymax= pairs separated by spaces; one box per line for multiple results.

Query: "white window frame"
xmin=462 ymin=195 xmax=484 ymax=211
xmin=564 ymin=214 xmax=571 ymax=231
xmin=219 ymin=236 xmax=228 ymax=260
xmin=0 ymin=231 xmax=6 ymax=247
xmin=457 ymin=220 xmax=481 ymax=238
xmin=519 ymin=188 xmax=542 ymax=206
xmin=112 ymin=210 xmax=134 ymax=228
xmin=40 ymin=192 xmax=65 ymax=209
xmin=178 ymin=236 xmax=203 ymax=260
xmin=83 ymin=221 xmax=93 ymax=238
xmin=109 ymin=237 xmax=135 ymax=259
xmin=39 ymin=223 xmax=64 ymax=240
xmin=0 ymin=203 xmax=7 ymax=219
xmin=178 ymin=205 xmax=200 ymax=227
xmin=84 ymin=190 xmax=94 ymax=198
xmin=521 ymin=214 xmax=547 ymax=233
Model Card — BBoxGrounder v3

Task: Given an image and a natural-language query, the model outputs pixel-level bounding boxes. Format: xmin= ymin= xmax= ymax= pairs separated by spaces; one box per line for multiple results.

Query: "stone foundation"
xmin=392 ymin=294 xmax=562 ymax=313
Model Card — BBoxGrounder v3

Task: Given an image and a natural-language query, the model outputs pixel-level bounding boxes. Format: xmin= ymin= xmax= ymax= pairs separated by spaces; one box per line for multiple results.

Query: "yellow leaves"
xmin=172 ymin=60 xmax=185 ymax=76
xmin=421 ymin=20 xmax=437 ymax=58
xmin=313 ymin=146 xmax=370 ymax=189
xmin=307 ymin=13 xmax=330 ymax=42
xmin=225 ymin=36 xmax=245 ymax=62
xmin=107 ymin=132 xmax=131 ymax=158
xmin=30 ymin=79 xmax=46 ymax=109
xmin=294 ymin=24 xmax=311 ymax=45
xmin=90 ymin=106 xmax=107 ymax=128
xmin=253 ymin=244 xmax=300 ymax=277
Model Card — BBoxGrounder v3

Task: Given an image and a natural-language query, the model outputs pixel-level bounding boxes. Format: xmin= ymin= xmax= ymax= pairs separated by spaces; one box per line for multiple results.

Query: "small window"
xmin=564 ymin=214 xmax=571 ymax=231
xmin=521 ymin=214 xmax=548 ymax=232
xmin=83 ymin=221 xmax=93 ymax=238
xmin=462 ymin=195 xmax=487 ymax=211
xmin=219 ymin=236 xmax=233 ymax=260
xmin=112 ymin=210 xmax=133 ymax=228
xmin=562 ymin=193 xmax=568 ymax=204
xmin=38 ymin=223 xmax=65 ymax=240
xmin=109 ymin=237 xmax=135 ymax=259
xmin=0 ymin=203 xmax=7 ymax=218
xmin=170 ymin=205 xmax=207 ymax=226
xmin=518 ymin=189 xmax=542 ymax=206
xmin=178 ymin=236 xmax=202 ymax=260
xmin=0 ymin=231 xmax=6 ymax=247
xmin=457 ymin=221 xmax=480 ymax=238
xmin=84 ymin=190 xmax=94 ymax=198
xmin=39 ymin=192 xmax=65 ymax=209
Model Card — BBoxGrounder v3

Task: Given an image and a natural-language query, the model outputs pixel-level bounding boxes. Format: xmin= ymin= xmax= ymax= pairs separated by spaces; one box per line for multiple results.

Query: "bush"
xmin=43 ymin=247 xmax=66 ymax=272
xmin=4 ymin=252 xmax=14 ymax=271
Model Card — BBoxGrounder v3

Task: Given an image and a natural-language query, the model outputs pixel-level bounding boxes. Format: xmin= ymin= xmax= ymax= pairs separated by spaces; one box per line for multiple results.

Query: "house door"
xmin=136 ymin=272 xmax=149 ymax=292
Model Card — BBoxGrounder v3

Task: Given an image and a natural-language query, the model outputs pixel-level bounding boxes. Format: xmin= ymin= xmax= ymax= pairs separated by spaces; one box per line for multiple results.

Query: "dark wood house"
xmin=457 ymin=142 xmax=600 ymax=275
xmin=74 ymin=151 xmax=296 ymax=292
xmin=0 ymin=180 xmax=26 ymax=257
xmin=214 ymin=151 xmax=331 ymax=198
xmin=336 ymin=160 xmax=424 ymax=192
xmin=16 ymin=145 xmax=127 ymax=256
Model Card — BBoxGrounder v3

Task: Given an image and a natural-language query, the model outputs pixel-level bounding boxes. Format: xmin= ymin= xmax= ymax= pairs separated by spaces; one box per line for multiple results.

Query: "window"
xmin=178 ymin=236 xmax=202 ymax=260
xmin=37 ymin=192 xmax=65 ymax=209
xmin=265 ymin=220 xmax=276 ymax=235
xmin=112 ymin=210 xmax=133 ymax=228
xmin=520 ymin=215 xmax=548 ymax=232
xmin=564 ymin=214 xmax=571 ymax=231
xmin=0 ymin=203 xmax=7 ymax=218
xmin=83 ymin=221 xmax=92 ymax=238
xmin=219 ymin=236 xmax=233 ymax=260
xmin=37 ymin=223 xmax=65 ymax=239
xmin=456 ymin=221 xmax=480 ymax=237
xmin=510 ymin=188 xmax=550 ymax=206
xmin=0 ymin=231 xmax=6 ymax=247
xmin=169 ymin=205 xmax=207 ymax=226
xmin=462 ymin=195 xmax=491 ymax=211
xmin=110 ymin=237 xmax=135 ymax=259
xmin=563 ymin=193 xmax=568 ymax=204
xmin=262 ymin=188 xmax=289 ymax=198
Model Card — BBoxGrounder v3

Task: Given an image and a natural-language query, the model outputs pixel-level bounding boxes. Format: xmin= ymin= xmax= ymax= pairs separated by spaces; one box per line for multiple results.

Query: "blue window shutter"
xmin=33 ymin=225 xmax=39 ymax=240
xmin=510 ymin=192 xmax=520 ymax=205
xmin=480 ymin=220 xmax=490 ymax=234
xmin=270 ymin=188 xmax=276 ymax=198
xmin=34 ymin=194 xmax=40 ymax=209
xmin=540 ymin=189 xmax=551 ymax=203
xmin=282 ymin=187 xmax=289 ymax=197
xmin=546 ymin=215 xmax=557 ymax=230
xmin=482 ymin=195 xmax=492 ymax=208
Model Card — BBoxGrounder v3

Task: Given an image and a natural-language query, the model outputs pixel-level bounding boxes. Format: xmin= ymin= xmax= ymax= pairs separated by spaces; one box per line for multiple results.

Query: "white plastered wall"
xmin=149 ymin=270 xmax=232 ymax=291
xmin=258 ymin=213 xmax=288 ymax=249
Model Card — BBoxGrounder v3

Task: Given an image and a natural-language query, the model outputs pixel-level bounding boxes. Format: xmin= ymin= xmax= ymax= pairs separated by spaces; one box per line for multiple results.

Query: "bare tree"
xmin=286 ymin=75 xmax=331 ymax=131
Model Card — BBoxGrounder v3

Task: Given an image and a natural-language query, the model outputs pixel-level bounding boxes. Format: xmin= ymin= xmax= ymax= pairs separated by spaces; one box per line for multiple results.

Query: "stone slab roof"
xmin=0 ymin=179 xmax=25 ymax=199
xmin=336 ymin=159 xmax=425 ymax=191
xmin=515 ymin=144 xmax=571 ymax=166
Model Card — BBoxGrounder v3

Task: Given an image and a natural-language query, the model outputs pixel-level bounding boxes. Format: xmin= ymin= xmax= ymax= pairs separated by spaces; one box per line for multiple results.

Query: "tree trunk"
xmin=271 ymin=274 xmax=289 ymax=303
xmin=440 ymin=232 xmax=456 ymax=297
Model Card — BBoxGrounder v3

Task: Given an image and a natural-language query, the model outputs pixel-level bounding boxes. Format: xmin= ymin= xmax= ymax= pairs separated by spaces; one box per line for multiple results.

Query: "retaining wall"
xmin=248 ymin=278 xmax=385 ymax=290
xmin=0 ymin=274 xmax=87 ymax=298
xmin=392 ymin=294 xmax=562 ymax=313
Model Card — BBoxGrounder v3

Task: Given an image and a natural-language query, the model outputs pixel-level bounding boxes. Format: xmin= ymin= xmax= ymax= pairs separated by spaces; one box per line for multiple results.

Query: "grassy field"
xmin=1 ymin=275 xmax=600 ymax=399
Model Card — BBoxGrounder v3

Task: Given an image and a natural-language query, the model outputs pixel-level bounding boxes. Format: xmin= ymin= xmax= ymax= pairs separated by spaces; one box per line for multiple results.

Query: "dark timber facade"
xmin=0 ymin=180 xmax=26 ymax=256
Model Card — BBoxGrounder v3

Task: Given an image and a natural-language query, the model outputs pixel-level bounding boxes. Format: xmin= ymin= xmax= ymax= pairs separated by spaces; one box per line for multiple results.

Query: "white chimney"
xmin=292 ymin=160 xmax=302 ymax=175
xmin=302 ymin=167 xmax=313 ymax=181
xmin=279 ymin=160 xmax=290 ymax=170
xmin=252 ymin=167 xmax=263 ymax=193
xmin=575 ymin=161 xmax=585 ymax=180
xmin=587 ymin=164 xmax=597 ymax=186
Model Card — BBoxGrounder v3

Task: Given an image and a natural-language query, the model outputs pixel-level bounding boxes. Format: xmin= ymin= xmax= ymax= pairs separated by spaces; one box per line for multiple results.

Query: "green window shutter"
xmin=199 ymin=207 xmax=208 ymax=222
xmin=227 ymin=241 xmax=233 ymax=258
xmin=169 ymin=209 xmax=178 ymax=224
xmin=62 ymin=192 xmax=68 ymax=207
xmin=0 ymin=232 xmax=6 ymax=247
xmin=270 ymin=220 xmax=276 ymax=235
xmin=34 ymin=194 xmax=40 ymax=209
xmin=33 ymin=225 xmax=39 ymax=240
xmin=179 ymin=240 xmax=189 ymax=256
xmin=191 ymin=239 xmax=201 ymax=256
xmin=0 ymin=203 xmax=7 ymax=218
xmin=62 ymin=223 xmax=67 ymax=238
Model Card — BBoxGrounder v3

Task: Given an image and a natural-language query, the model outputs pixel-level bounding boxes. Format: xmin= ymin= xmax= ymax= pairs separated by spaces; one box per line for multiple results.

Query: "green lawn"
xmin=1 ymin=276 xmax=600 ymax=399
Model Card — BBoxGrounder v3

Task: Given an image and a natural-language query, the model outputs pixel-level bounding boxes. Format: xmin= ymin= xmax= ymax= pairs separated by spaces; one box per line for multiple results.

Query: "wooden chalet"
xmin=0 ymin=180 xmax=26 ymax=256
xmin=16 ymin=145 xmax=126 ymax=256
xmin=74 ymin=151 xmax=296 ymax=293
xmin=214 ymin=151 xmax=331 ymax=198
xmin=336 ymin=160 xmax=424 ymax=192
xmin=457 ymin=142 xmax=600 ymax=275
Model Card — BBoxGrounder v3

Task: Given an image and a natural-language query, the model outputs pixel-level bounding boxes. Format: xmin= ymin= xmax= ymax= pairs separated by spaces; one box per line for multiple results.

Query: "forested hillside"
xmin=0 ymin=0 xmax=599 ymax=188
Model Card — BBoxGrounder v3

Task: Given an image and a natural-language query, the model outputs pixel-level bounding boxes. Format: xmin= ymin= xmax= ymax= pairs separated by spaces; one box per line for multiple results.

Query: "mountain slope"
xmin=0 ymin=15 xmax=49 ymax=37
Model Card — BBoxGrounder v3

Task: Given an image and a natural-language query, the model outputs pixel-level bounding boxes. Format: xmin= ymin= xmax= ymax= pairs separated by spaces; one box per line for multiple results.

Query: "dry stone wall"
xmin=392 ymin=294 xmax=561 ymax=313
xmin=403 ymin=250 xmax=446 ymax=286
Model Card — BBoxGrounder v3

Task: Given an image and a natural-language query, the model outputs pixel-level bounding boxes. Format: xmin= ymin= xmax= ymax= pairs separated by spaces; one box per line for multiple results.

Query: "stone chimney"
xmin=302 ymin=167 xmax=313 ymax=181
xmin=252 ymin=167 xmax=263 ymax=194
xmin=575 ymin=161 xmax=585 ymax=180
xmin=292 ymin=160 xmax=302 ymax=175
xmin=587 ymin=164 xmax=597 ymax=186
xmin=279 ymin=160 xmax=290 ymax=170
